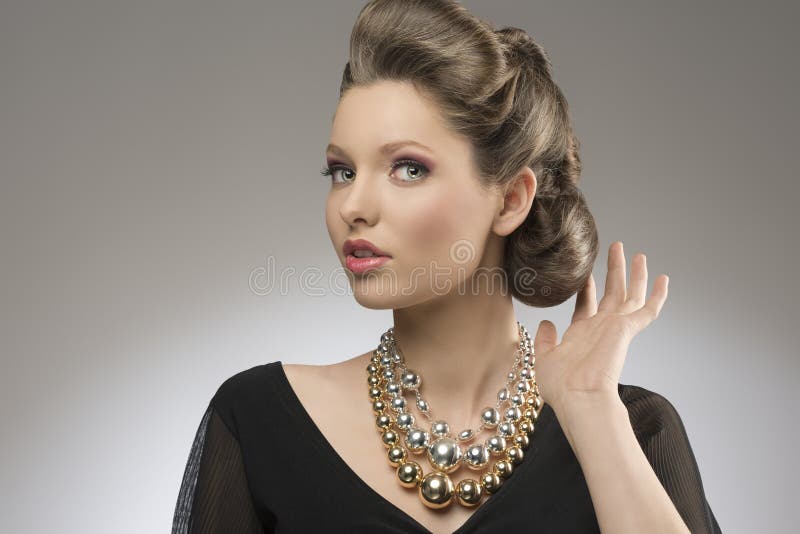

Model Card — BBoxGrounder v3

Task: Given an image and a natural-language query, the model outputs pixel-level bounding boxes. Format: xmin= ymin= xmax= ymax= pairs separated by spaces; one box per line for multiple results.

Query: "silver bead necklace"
xmin=367 ymin=320 xmax=543 ymax=510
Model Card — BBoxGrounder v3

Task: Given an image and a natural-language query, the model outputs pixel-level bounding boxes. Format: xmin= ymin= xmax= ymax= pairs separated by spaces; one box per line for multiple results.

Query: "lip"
xmin=343 ymin=238 xmax=392 ymax=274
xmin=345 ymin=255 xmax=391 ymax=274
xmin=343 ymin=238 xmax=392 ymax=258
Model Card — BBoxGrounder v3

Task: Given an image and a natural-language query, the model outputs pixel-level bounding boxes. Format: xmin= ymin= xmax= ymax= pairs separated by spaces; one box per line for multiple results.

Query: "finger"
xmin=598 ymin=241 xmax=626 ymax=312
xmin=572 ymin=273 xmax=598 ymax=323
xmin=533 ymin=320 xmax=558 ymax=356
xmin=629 ymin=274 xmax=669 ymax=332
xmin=626 ymin=253 xmax=648 ymax=309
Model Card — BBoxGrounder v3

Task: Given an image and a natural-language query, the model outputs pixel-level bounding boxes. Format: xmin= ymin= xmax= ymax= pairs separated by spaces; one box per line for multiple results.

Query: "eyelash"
xmin=320 ymin=159 xmax=430 ymax=184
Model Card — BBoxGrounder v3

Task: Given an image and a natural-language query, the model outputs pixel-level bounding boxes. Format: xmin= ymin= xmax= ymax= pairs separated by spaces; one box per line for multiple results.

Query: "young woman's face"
xmin=324 ymin=80 xmax=504 ymax=309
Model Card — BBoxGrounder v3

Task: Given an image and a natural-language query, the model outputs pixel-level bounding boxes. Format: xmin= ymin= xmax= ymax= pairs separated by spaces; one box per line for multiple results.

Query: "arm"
xmin=172 ymin=405 xmax=268 ymax=534
xmin=554 ymin=390 xmax=720 ymax=534
xmin=555 ymin=393 xmax=690 ymax=533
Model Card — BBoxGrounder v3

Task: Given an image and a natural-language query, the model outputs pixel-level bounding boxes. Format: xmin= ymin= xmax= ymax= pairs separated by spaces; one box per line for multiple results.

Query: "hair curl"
xmin=339 ymin=0 xmax=599 ymax=307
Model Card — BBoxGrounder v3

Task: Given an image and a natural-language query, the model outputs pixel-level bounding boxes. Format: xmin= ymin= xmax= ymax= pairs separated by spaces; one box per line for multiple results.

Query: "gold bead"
xmin=480 ymin=471 xmax=502 ymax=494
xmin=388 ymin=446 xmax=407 ymax=467
xmin=367 ymin=363 xmax=379 ymax=375
xmin=523 ymin=408 xmax=534 ymax=421
xmin=381 ymin=429 xmax=399 ymax=448
xmin=494 ymin=459 xmax=514 ymax=479
xmin=519 ymin=420 xmax=532 ymax=434
xmin=455 ymin=478 xmax=483 ymax=507
xmin=397 ymin=461 xmax=423 ymax=488
xmin=375 ymin=414 xmax=392 ymax=431
xmin=367 ymin=375 xmax=380 ymax=387
xmin=506 ymin=446 xmax=524 ymax=466
xmin=419 ymin=471 xmax=454 ymax=509
xmin=514 ymin=433 xmax=530 ymax=449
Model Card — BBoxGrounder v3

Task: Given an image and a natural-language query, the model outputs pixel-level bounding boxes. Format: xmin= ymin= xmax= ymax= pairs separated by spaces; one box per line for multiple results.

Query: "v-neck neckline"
xmin=270 ymin=360 xmax=556 ymax=534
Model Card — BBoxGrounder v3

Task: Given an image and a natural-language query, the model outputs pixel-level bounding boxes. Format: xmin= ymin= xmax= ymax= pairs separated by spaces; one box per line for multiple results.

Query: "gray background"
xmin=1 ymin=1 xmax=796 ymax=532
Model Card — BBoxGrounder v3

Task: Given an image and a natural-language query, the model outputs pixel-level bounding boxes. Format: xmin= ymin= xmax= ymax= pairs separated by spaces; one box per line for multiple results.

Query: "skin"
xmin=321 ymin=79 xmax=689 ymax=532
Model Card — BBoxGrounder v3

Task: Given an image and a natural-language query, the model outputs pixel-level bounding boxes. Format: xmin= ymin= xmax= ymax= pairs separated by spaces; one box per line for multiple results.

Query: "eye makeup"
xmin=320 ymin=154 xmax=433 ymax=184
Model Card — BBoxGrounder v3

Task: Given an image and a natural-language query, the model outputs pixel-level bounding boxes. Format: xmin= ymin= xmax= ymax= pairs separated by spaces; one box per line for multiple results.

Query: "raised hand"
xmin=532 ymin=241 xmax=670 ymax=413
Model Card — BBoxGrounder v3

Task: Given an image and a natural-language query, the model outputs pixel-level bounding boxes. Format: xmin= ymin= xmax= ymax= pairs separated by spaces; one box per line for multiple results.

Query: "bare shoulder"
xmin=281 ymin=350 xmax=374 ymax=398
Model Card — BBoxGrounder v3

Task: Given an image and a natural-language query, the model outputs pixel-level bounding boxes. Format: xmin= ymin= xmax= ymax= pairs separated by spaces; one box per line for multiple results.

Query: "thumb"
xmin=533 ymin=320 xmax=558 ymax=356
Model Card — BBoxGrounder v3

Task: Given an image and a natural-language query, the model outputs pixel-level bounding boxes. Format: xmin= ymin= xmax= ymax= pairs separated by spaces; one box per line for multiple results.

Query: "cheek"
xmin=396 ymin=189 xmax=487 ymax=264
xmin=325 ymin=196 xmax=343 ymax=255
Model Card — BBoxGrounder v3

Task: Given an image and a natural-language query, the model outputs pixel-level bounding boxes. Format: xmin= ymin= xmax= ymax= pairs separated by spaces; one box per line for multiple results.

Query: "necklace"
xmin=366 ymin=321 xmax=544 ymax=510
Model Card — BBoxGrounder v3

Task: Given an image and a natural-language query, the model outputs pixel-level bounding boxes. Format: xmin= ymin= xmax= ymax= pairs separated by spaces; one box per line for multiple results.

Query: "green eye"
xmin=320 ymin=165 xmax=355 ymax=184
xmin=391 ymin=159 xmax=430 ymax=182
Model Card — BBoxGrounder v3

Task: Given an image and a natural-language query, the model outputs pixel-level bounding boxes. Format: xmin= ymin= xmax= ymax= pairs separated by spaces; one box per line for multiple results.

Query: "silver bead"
xmin=504 ymin=406 xmax=522 ymax=422
xmin=405 ymin=427 xmax=431 ymax=453
xmin=498 ymin=421 xmax=516 ymax=437
xmin=416 ymin=399 xmax=429 ymax=413
xmin=427 ymin=437 xmax=463 ymax=473
xmin=463 ymin=444 xmax=490 ymax=470
xmin=457 ymin=429 xmax=474 ymax=442
xmin=486 ymin=435 xmax=507 ymax=455
xmin=516 ymin=380 xmax=531 ymax=393
xmin=520 ymin=368 xmax=533 ymax=380
xmin=380 ymin=354 xmax=393 ymax=366
xmin=510 ymin=393 xmax=524 ymax=407
xmin=386 ymin=381 xmax=402 ymax=395
xmin=383 ymin=368 xmax=396 ymax=381
xmin=431 ymin=420 xmax=449 ymax=437
xmin=401 ymin=370 xmax=421 ymax=390
xmin=391 ymin=397 xmax=407 ymax=412
xmin=497 ymin=387 xmax=509 ymax=402
xmin=396 ymin=412 xmax=415 ymax=430
xmin=480 ymin=407 xmax=500 ymax=428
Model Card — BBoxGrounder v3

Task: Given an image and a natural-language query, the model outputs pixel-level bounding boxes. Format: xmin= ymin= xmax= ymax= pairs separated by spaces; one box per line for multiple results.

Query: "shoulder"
xmin=616 ymin=382 xmax=689 ymax=447
xmin=212 ymin=361 xmax=283 ymax=407
xmin=208 ymin=360 xmax=287 ymax=437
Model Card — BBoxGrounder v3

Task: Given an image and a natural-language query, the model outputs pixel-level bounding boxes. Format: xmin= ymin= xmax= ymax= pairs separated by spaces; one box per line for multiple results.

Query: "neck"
xmin=391 ymin=288 xmax=521 ymax=433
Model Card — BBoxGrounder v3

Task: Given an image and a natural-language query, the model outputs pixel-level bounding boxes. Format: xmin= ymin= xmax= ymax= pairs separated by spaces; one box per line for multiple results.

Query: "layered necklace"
xmin=366 ymin=321 xmax=543 ymax=510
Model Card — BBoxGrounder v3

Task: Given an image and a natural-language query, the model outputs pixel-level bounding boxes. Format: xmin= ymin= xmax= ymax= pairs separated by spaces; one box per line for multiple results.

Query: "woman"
xmin=172 ymin=1 xmax=721 ymax=532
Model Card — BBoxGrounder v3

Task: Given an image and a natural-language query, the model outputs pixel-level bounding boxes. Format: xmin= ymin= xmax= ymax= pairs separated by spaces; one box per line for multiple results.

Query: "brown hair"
xmin=340 ymin=0 xmax=599 ymax=307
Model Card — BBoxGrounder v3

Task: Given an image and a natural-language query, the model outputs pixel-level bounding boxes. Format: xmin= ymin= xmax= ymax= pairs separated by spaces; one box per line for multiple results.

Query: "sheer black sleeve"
xmin=621 ymin=385 xmax=722 ymax=534
xmin=172 ymin=404 xmax=267 ymax=534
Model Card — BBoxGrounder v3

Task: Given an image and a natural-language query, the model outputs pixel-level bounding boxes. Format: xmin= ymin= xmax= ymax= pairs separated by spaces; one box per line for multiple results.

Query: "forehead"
xmin=329 ymin=80 xmax=463 ymax=155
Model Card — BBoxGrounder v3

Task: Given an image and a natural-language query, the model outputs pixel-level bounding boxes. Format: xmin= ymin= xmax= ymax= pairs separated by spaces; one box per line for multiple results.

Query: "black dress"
xmin=172 ymin=361 xmax=722 ymax=533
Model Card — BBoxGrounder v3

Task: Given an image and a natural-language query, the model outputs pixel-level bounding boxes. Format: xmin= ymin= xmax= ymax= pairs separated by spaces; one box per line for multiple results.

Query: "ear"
xmin=493 ymin=166 xmax=537 ymax=237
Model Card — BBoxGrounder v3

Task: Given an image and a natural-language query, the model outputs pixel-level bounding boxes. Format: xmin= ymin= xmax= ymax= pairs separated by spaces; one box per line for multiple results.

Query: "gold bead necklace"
xmin=366 ymin=321 xmax=543 ymax=510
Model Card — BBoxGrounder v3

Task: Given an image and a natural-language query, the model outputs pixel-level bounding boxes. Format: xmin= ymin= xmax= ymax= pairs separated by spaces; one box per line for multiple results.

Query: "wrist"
xmin=550 ymin=391 xmax=629 ymax=451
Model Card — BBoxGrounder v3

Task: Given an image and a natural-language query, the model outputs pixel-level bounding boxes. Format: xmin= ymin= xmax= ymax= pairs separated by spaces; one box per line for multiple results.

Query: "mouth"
xmin=343 ymin=238 xmax=392 ymax=258
xmin=343 ymin=238 xmax=392 ymax=274
xmin=345 ymin=254 xmax=391 ymax=274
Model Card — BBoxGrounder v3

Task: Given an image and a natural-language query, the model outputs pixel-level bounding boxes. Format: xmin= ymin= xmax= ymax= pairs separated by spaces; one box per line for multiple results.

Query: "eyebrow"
xmin=325 ymin=140 xmax=435 ymax=158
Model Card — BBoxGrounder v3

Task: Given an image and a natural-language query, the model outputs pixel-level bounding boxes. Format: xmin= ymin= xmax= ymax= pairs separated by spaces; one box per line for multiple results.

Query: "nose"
xmin=338 ymin=172 xmax=381 ymax=227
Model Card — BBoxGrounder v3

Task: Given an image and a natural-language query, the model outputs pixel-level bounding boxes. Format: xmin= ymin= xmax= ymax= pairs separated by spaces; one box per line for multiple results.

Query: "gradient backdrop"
xmin=1 ymin=1 xmax=796 ymax=532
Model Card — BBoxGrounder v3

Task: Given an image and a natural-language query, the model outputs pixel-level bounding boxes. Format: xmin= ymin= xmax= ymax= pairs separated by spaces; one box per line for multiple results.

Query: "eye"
xmin=390 ymin=159 xmax=430 ymax=182
xmin=320 ymin=164 xmax=355 ymax=184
